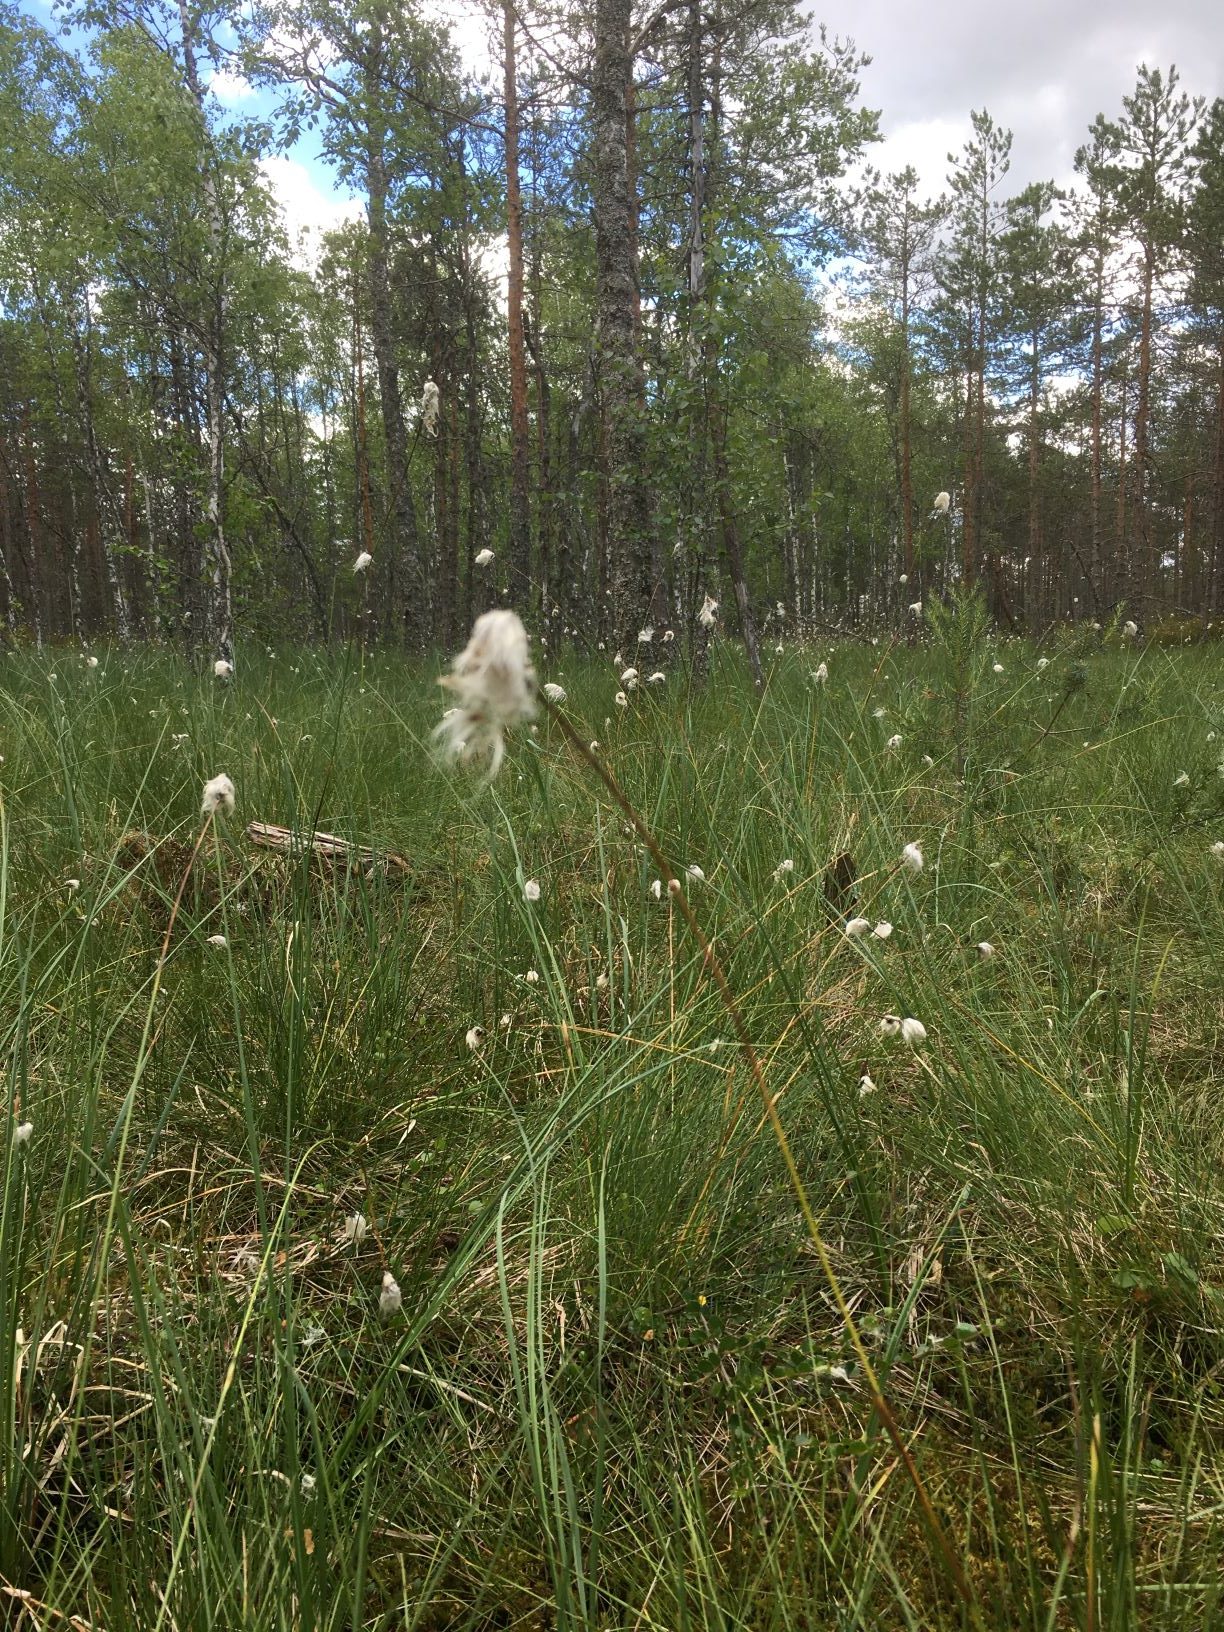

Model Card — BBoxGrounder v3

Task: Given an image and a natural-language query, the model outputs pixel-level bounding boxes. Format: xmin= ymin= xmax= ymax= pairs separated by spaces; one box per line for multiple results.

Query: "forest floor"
xmin=2 ymin=617 xmax=1224 ymax=1630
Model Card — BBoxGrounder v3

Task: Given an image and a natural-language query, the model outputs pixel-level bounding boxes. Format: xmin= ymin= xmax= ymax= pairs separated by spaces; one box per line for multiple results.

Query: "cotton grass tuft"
xmin=434 ymin=610 xmax=535 ymax=778
xmin=201 ymin=774 xmax=235 ymax=817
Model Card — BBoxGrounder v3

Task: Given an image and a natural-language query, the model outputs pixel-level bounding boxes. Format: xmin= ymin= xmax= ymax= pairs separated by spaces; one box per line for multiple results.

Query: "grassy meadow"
xmin=3 ymin=608 xmax=1224 ymax=1628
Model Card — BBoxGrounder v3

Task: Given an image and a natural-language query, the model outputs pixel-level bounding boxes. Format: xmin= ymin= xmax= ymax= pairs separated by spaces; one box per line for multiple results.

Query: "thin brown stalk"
xmin=541 ymin=696 xmax=982 ymax=1621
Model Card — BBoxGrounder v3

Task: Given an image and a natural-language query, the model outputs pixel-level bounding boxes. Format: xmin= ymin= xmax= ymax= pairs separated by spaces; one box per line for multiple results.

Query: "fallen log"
xmin=245 ymin=821 xmax=410 ymax=877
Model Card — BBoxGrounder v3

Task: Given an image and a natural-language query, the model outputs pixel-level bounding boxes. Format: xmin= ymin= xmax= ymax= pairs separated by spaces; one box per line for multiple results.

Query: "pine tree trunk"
xmin=1027 ymin=322 xmax=1040 ymax=618
xmin=592 ymin=0 xmax=652 ymax=646
xmin=899 ymin=256 xmax=914 ymax=580
xmin=503 ymin=0 xmax=532 ymax=606
xmin=1116 ymin=370 xmax=1129 ymax=608
xmin=961 ymin=351 xmax=976 ymax=585
xmin=1131 ymin=236 xmax=1155 ymax=607
xmin=1089 ymin=268 xmax=1103 ymax=611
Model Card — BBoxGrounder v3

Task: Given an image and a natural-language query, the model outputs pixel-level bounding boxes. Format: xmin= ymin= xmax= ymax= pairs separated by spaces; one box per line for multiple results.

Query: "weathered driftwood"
xmin=245 ymin=821 xmax=409 ymax=876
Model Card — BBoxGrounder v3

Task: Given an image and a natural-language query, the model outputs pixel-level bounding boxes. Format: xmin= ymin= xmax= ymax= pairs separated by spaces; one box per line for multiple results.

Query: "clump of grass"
xmin=2 ymin=630 xmax=1223 ymax=1628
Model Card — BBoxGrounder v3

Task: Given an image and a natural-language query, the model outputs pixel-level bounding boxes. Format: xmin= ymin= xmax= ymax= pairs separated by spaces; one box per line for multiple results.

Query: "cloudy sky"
xmin=25 ymin=0 xmax=1219 ymax=254
xmin=248 ymin=0 xmax=1221 ymax=248
xmin=823 ymin=0 xmax=1222 ymax=195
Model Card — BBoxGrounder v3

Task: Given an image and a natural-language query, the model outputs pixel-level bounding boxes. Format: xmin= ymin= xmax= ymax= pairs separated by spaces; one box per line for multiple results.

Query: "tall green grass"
xmin=2 ymin=620 xmax=1223 ymax=1628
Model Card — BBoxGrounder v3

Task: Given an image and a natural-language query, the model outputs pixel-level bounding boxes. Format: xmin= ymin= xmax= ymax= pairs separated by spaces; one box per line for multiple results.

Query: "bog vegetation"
xmin=3 ymin=607 xmax=1224 ymax=1627
xmin=3 ymin=0 xmax=1224 ymax=1622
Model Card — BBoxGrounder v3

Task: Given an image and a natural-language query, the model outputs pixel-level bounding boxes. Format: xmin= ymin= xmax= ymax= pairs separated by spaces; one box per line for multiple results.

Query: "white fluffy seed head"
xmin=698 ymin=595 xmax=719 ymax=629
xmin=380 ymin=1272 xmax=402 ymax=1315
xmin=845 ymin=917 xmax=871 ymax=937
xmin=901 ymin=842 xmax=924 ymax=872
xmin=201 ymin=774 xmax=235 ymax=817
xmin=543 ymin=682 xmax=566 ymax=703
xmin=976 ymin=941 xmax=996 ymax=958
xmin=523 ymin=879 xmax=541 ymax=902
xmin=879 ymin=1015 xmax=902 ymax=1037
xmin=886 ymin=734 xmax=902 ymax=752
xmin=435 ymin=611 xmax=535 ymax=778
xmin=12 ymin=1120 xmax=33 ymax=1146
xmin=465 ymin=1025 xmax=486 ymax=1051
xmin=421 ymin=378 xmax=440 ymax=435
xmin=206 ymin=933 xmax=228 ymax=948
xmin=353 ymin=551 xmax=373 ymax=573
xmin=474 ymin=547 xmax=495 ymax=566
xmin=214 ymin=658 xmax=233 ymax=679
xmin=909 ymin=601 xmax=923 ymax=617
xmin=872 ymin=921 xmax=893 ymax=940
xmin=900 ymin=1017 xmax=927 ymax=1044
xmin=813 ymin=662 xmax=828 ymax=684
xmin=86 ymin=654 xmax=99 ymax=668
xmin=343 ymin=1212 xmax=368 ymax=1246
xmin=650 ymin=879 xmax=663 ymax=899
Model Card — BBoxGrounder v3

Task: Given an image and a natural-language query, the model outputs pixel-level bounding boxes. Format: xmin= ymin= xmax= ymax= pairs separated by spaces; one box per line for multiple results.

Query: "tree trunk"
xmin=592 ymin=0 xmax=652 ymax=645
xmin=71 ymin=293 xmax=131 ymax=640
xmin=1027 ymin=321 xmax=1040 ymax=617
xmin=1089 ymin=264 xmax=1103 ymax=611
xmin=353 ymin=293 xmax=378 ymax=643
xmin=686 ymin=0 xmax=704 ymax=304
xmin=177 ymin=1 xmax=232 ymax=664
xmin=363 ymin=12 xmax=423 ymax=646
xmin=1131 ymin=236 xmax=1155 ymax=607
xmin=503 ymin=0 xmax=532 ymax=606
xmin=711 ymin=397 xmax=763 ymax=690
xmin=962 ymin=351 xmax=976 ymax=585
xmin=1116 ymin=369 xmax=1129 ymax=607
xmin=899 ymin=237 xmax=914 ymax=581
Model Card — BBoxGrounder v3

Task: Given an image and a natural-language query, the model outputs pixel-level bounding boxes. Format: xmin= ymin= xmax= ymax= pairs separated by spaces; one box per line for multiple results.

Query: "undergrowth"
xmin=2 ymin=623 xmax=1223 ymax=1629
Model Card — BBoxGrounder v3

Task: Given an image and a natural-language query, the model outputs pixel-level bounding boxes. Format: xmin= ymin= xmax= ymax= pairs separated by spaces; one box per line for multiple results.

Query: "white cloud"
xmin=421 ymin=0 xmax=499 ymax=84
xmin=869 ymin=115 xmax=966 ymax=195
xmin=207 ymin=66 xmax=257 ymax=103
xmin=475 ymin=232 xmax=510 ymax=311
xmin=257 ymin=156 xmax=364 ymax=269
xmin=820 ymin=0 xmax=1222 ymax=196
